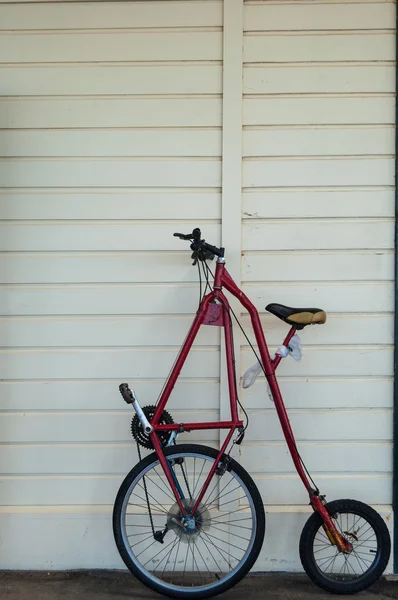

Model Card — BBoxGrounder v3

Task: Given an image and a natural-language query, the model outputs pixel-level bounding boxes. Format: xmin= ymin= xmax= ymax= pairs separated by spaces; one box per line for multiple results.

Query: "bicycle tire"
xmin=299 ymin=498 xmax=391 ymax=594
xmin=113 ymin=443 xmax=265 ymax=599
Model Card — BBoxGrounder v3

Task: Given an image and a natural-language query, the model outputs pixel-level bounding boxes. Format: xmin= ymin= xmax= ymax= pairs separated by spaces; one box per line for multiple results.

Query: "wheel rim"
xmin=312 ymin=510 xmax=380 ymax=582
xmin=120 ymin=450 xmax=257 ymax=593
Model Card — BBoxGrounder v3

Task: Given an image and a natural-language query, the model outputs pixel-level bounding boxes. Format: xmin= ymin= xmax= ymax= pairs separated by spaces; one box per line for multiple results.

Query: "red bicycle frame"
xmin=149 ymin=258 xmax=350 ymax=553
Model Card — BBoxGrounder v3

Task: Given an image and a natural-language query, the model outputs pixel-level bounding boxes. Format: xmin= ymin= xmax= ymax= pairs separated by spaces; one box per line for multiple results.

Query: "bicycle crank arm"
xmin=119 ymin=383 xmax=154 ymax=435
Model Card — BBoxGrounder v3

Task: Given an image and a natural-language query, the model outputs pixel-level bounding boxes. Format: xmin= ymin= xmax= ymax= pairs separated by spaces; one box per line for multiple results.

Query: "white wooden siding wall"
xmin=0 ymin=0 xmax=223 ymax=568
xmin=241 ymin=0 xmax=395 ymax=531
xmin=0 ymin=0 xmax=395 ymax=572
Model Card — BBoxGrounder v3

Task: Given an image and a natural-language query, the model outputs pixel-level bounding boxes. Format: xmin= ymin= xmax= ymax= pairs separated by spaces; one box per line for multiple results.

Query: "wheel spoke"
xmin=200 ymin=533 xmax=225 ymax=575
xmin=205 ymin=477 xmax=236 ymax=507
xmin=317 ymin=552 xmax=339 ymax=569
xmin=207 ymin=484 xmax=243 ymax=508
xmin=205 ymin=531 xmax=246 ymax=555
xmin=171 ymin=535 xmax=182 ymax=584
xmin=142 ymin=537 xmax=176 ymax=568
xmin=211 ymin=524 xmax=250 ymax=543
xmin=192 ymin=460 xmax=206 ymax=498
xmin=189 ymin=538 xmax=204 ymax=585
xmin=156 ymin=537 xmax=180 ymax=574
xmin=322 ymin=551 xmax=340 ymax=573
xmin=351 ymin=550 xmax=366 ymax=574
xmin=201 ymin=530 xmax=234 ymax=570
xmin=151 ymin=467 xmax=179 ymax=502
xmin=127 ymin=532 xmax=154 ymax=545
xmin=202 ymin=520 xmax=253 ymax=529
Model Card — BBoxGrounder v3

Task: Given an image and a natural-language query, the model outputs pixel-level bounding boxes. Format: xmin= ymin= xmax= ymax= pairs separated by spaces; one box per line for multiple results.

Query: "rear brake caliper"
xmin=216 ymin=455 xmax=231 ymax=476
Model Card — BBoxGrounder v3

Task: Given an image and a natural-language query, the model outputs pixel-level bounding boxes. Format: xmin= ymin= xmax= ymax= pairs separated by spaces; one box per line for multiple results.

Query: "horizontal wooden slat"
xmin=244 ymin=127 xmax=394 ymax=157
xmin=1 ymin=282 xmax=393 ymax=316
xmin=242 ymin=378 xmax=393 ymax=409
xmin=0 ymin=411 xmax=219 ymax=443
xmin=242 ymin=219 xmax=393 ymax=250
xmin=242 ymin=347 xmax=393 ymax=378
xmin=0 ymin=315 xmax=219 ymax=347
xmin=1 ymin=31 xmax=222 ymax=63
xmin=4 ymin=249 xmax=390 ymax=285
xmin=243 ymin=158 xmax=394 ymax=187
xmin=244 ymin=96 xmax=395 ymax=126
xmin=244 ymin=2 xmax=395 ymax=32
xmin=0 ymin=380 xmax=220 ymax=411
xmin=0 ymin=159 xmax=221 ymax=188
xmin=0 ymin=191 xmax=221 ymax=220
xmin=244 ymin=65 xmax=395 ymax=94
xmin=0 ymin=409 xmax=391 ymax=443
xmin=254 ymin=474 xmax=392 ymax=506
xmin=0 ymin=98 xmax=222 ymax=129
xmin=0 ymin=1 xmax=223 ymax=30
xmin=2 ymin=65 xmax=222 ymax=96
xmin=241 ymin=443 xmax=392 ymax=474
xmin=242 ymin=251 xmax=394 ymax=281
xmin=0 ymin=348 xmax=219 ymax=380
xmin=0 ymin=285 xmax=202 ymax=316
xmin=246 ymin=409 xmax=392 ymax=442
xmin=0 ymin=443 xmax=208 ymax=475
xmin=0 ymin=473 xmax=390 ymax=506
xmin=244 ymin=32 xmax=395 ymax=63
xmin=242 ymin=189 xmax=394 ymax=218
xmin=1 ymin=313 xmax=393 ymax=349
xmin=0 ymin=252 xmax=217 ymax=284
xmin=1 ymin=129 xmax=221 ymax=158
xmin=243 ymin=282 xmax=394 ymax=313
xmin=3 ymin=345 xmax=387 ymax=382
xmin=0 ymin=441 xmax=390 ymax=475
xmin=242 ymin=313 xmax=394 ymax=345
xmin=0 ymin=223 xmax=220 ymax=252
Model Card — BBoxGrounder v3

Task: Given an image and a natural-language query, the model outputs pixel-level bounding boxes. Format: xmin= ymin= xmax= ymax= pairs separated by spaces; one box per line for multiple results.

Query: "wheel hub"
xmin=167 ymin=498 xmax=210 ymax=543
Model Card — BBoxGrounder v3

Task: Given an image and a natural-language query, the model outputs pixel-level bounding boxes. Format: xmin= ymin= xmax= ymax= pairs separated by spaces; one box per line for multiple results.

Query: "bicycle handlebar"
xmin=173 ymin=229 xmax=225 ymax=259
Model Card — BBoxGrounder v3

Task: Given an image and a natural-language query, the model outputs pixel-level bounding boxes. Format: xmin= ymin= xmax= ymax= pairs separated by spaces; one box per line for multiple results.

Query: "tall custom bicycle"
xmin=113 ymin=229 xmax=391 ymax=598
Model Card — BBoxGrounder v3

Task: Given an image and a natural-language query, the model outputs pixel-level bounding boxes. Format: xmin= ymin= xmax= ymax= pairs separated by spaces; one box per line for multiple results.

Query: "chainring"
xmin=131 ymin=405 xmax=174 ymax=449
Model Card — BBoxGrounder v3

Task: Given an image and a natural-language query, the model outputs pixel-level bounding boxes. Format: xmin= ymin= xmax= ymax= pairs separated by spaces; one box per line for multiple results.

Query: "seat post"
xmin=271 ymin=326 xmax=297 ymax=370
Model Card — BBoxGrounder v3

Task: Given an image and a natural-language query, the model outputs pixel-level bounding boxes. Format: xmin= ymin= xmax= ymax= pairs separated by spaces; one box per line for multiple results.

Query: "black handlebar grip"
xmin=173 ymin=228 xmax=201 ymax=241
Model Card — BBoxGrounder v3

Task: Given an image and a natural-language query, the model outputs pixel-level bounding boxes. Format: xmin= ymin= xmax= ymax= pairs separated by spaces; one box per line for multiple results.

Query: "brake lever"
xmin=173 ymin=232 xmax=192 ymax=241
xmin=173 ymin=228 xmax=201 ymax=242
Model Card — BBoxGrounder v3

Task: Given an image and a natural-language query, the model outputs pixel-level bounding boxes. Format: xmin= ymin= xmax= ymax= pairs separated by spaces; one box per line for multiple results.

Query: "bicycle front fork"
xmin=311 ymin=494 xmax=353 ymax=553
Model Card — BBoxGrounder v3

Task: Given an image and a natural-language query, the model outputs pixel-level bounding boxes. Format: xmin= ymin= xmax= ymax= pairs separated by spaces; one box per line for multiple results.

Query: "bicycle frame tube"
xmin=149 ymin=276 xmax=243 ymax=517
xmin=149 ymin=260 xmax=349 ymax=548
xmin=219 ymin=264 xmax=314 ymax=495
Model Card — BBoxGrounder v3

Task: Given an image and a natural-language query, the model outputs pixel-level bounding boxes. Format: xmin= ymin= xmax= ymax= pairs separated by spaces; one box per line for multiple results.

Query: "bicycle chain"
xmin=179 ymin=461 xmax=192 ymax=500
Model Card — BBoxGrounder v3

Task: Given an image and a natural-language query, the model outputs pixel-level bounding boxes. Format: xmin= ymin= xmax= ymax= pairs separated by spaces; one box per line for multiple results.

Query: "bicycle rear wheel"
xmin=113 ymin=443 xmax=265 ymax=599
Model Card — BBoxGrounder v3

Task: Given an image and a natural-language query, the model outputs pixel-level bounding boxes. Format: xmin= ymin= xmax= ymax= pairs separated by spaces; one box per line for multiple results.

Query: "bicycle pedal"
xmin=119 ymin=383 xmax=134 ymax=404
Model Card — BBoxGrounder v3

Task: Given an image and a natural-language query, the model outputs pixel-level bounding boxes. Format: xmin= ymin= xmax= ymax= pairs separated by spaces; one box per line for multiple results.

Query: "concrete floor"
xmin=0 ymin=572 xmax=397 ymax=600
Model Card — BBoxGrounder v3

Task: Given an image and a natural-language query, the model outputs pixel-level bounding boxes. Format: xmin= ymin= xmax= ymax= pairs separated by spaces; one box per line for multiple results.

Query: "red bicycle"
xmin=113 ymin=228 xmax=391 ymax=599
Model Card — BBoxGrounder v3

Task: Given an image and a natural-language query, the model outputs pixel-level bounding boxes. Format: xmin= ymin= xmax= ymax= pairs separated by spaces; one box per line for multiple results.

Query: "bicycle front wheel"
xmin=299 ymin=498 xmax=391 ymax=594
xmin=113 ymin=443 xmax=265 ymax=599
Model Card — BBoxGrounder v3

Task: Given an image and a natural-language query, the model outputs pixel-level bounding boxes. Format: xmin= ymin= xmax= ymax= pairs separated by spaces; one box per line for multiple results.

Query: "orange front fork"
xmin=311 ymin=495 xmax=353 ymax=553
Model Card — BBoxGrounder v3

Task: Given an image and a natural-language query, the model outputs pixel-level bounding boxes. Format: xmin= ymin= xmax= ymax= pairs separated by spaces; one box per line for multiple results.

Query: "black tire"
xmin=113 ymin=443 xmax=265 ymax=599
xmin=299 ymin=498 xmax=391 ymax=594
